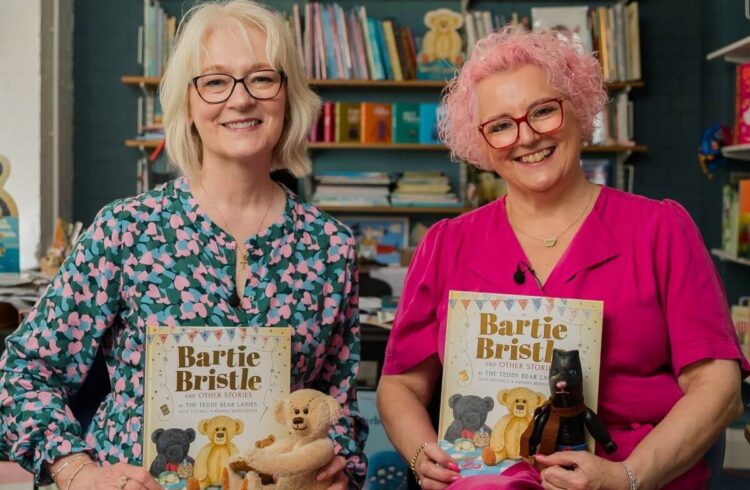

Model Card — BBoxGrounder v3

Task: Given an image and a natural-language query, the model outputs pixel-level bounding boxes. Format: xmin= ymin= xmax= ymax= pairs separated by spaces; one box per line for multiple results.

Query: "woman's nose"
xmin=516 ymin=121 xmax=540 ymax=145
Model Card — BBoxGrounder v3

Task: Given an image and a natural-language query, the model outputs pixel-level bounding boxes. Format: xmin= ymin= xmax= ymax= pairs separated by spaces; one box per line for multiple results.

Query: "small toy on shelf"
xmin=698 ymin=123 xmax=731 ymax=178
xmin=520 ymin=349 xmax=616 ymax=460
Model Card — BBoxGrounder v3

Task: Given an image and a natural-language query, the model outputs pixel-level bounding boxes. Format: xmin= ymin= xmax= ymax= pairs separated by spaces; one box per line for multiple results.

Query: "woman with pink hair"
xmin=377 ymin=27 xmax=748 ymax=489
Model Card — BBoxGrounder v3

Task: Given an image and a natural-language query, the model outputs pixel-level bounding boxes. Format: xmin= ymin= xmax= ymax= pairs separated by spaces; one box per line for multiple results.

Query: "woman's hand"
xmin=63 ymin=462 xmax=161 ymax=490
xmin=414 ymin=442 xmax=461 ymax=489
xmin=535 ymin=452 xmax=628 ymax=490
xmin=317 ymin=455 xmax=349 ymax=490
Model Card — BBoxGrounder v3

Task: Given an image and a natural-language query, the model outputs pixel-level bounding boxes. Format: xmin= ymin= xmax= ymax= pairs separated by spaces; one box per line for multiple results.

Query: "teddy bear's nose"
xmin=293 ymin=416 xmax=304 ymax=425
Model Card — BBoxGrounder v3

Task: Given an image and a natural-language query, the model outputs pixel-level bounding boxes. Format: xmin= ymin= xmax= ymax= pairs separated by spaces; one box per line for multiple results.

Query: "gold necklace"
xmin=197 ymin=179 xmax=275 ymax=269
xmin=507 ymin=186 xmax=595 ymax=248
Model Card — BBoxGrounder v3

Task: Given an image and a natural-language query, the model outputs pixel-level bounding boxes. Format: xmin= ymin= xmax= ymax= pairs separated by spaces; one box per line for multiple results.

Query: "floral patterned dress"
xmin=0 ymin=177 xmax=367 ymax=487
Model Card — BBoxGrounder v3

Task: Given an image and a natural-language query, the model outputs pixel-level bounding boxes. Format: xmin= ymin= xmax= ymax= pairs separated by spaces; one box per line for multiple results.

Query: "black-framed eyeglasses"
xmin=192 ymin=69 xmax=286 ymax=104
xmin=477 ymin=97 xmax=565 ymax=150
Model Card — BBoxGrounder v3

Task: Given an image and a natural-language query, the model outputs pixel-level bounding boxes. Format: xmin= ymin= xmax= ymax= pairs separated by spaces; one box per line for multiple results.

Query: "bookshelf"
xmin=706 ymin=36 xmax=750 ymax=266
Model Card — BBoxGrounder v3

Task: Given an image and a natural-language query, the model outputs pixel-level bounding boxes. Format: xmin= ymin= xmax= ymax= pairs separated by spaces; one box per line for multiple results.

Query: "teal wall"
xmin=73 ymin=0 xmax=750 ymax=300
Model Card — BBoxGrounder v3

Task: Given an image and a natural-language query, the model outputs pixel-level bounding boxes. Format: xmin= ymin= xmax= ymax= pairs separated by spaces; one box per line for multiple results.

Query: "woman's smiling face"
xmin=476 ymin=64 xmax=583 ymax=195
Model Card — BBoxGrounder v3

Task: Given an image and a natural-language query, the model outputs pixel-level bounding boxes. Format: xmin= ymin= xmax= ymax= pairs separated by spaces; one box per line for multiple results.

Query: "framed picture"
xmin=341 ymin=216 xmax=409 ymax=267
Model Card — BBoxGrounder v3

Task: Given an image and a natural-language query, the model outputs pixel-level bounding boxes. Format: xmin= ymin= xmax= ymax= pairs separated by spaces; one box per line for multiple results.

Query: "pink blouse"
xmin=383 ymin=186 xmax=750 ymax=488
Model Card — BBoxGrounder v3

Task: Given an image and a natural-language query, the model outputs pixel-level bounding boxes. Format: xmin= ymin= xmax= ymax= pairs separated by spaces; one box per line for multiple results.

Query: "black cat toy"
xmin=520 ymin=349 xmax=616 ymax=458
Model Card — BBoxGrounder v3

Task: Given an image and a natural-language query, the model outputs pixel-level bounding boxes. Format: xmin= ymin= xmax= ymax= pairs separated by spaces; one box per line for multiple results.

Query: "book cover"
xmin=418 ymin=103 xmax=440 ymax=144
xmin=581 ymin=159 xmax=610 ymax=186
xmin=736 ymin=64 xmax=750 ymax=145
xmin=438 ymin=291 xmax=603 ymax=477
xmin=531 ymin=6 xmax=592 ymax=54
xmin=361 ymin=103 xmax=392 ymax=144
xmin=392 ymin=103 xmax=420 ymax=143
xmin=335 ymin=103 xmax=362 ymax=143
xmin=143 ymin=325 xmax=291 ymax=490
xmin=341 ymin=216 xmax=409 ymax=267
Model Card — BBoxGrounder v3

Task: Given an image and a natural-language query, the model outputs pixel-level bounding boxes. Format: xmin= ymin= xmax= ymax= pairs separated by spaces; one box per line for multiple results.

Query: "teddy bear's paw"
xmin=481 ymin=447 xmax=497 ymax=466
xmin=227 ymin=455 xmax=252 ymax=473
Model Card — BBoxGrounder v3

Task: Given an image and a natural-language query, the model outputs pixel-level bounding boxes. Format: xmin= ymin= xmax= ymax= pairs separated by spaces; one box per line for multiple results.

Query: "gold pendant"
xmin=239 ymin=250 xmax=249 ymax=267
xmin=543 ymin=238 xmax=557 ymax=247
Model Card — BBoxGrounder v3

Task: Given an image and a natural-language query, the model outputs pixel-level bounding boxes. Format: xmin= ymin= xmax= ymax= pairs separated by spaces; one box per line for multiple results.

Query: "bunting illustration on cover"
xmin=143 ymin=325 xmax=291 ymax=490
xmin=438 ymin=291 xmax=603 ymax=477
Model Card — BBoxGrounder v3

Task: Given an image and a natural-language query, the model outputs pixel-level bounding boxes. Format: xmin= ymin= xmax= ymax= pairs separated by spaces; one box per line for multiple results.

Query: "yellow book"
xmin=143 ymin=325 xmax=291 ymax=489
xmin=438 ymin=291 xmax=603 ymax=476
xmin=382 ymin=20 xmax=403 ymax=81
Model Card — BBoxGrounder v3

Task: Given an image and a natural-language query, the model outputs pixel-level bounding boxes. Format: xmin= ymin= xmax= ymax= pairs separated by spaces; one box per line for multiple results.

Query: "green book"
xmin=335 ymin=103 xmax=362 ymax=143
xmin=392 ymin=103 xmax=420 ymax=143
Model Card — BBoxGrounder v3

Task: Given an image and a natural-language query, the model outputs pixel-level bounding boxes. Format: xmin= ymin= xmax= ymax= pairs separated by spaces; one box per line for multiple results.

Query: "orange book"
xmin=360 ymin=102 xmax=392 ymax=143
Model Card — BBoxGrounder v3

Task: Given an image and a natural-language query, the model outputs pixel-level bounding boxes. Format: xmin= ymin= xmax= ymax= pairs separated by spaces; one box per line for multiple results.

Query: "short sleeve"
xmin=654 ymin=200 xmax=750 ymax=378
xmin=382 ymin=220 xmax=448 ymax=375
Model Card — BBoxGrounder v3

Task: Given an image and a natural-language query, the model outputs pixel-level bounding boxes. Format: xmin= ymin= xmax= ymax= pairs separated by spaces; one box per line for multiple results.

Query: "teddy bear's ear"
xmin=323 ymin=396 xmax=342 ymax=425
xmin=151 ymin=428 xmax=164 ymax=443
xmin=186 ymin=428 xmax=196 ymax=442
xmin=498 ymin=389 xmax=510 ymax=405
xmin=198 ymin=419 xmax=209 ymax=435
xmin=234 ymin=419 xmax=244 ymax=435
xmin=448 ymin=394 xmax=463 ymax=408
xmin=274 ymin=398 xmax=288 ymax=425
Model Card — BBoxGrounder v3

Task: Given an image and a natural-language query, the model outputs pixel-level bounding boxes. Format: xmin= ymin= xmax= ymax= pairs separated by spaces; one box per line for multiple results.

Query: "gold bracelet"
xmin=65 ymin=461 xmax=96 ymax=490
xmin=49 ymin=455 xmax=85 ymax=479
xmin=622 ymin=462 xmax=638 ymax=490
xmin=409 ymin=441 xmax=429 ymax=486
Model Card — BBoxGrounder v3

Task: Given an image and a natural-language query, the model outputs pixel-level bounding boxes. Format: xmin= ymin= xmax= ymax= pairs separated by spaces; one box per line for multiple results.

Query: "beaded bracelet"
xmin=622 ymin=462 xmax=638 ymax=490
xmin=49 ymin=455 xmax=85 ymax=480
xmin=65 ymin=461 xmax=96 ymax=490
xmin=409 ymin=441 xmax=429 ymax=486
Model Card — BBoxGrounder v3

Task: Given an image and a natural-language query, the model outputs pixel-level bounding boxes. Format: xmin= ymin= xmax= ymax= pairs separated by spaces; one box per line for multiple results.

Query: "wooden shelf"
xmin=721 ymin=144 xmax=750 ymax=161
xmin=122 ymin=75 xmax=644 ymax=91
xmin=319 ymin=205 xmax=471 ymax=215
xmin=309 ymin=142 xmax=445 ymax=150
xmin=582 ymin=144 xmax=647 ymax=153
xmin=121 ymin=75 xmax=161 ymax=87
xmin=125 ymin=139 xmax=162 ymax=148
xmin=308 ymin=79 xmax=445 ymax=88
xmin=310 ymin=143 xmax=647 ymax=152
xmin=706 ymin=35 xmax=750 ymax=63
xmin=711 ymin=249 xmax=750 ymax=267
xmin=126 ymin=139 xmax=646 ymax=154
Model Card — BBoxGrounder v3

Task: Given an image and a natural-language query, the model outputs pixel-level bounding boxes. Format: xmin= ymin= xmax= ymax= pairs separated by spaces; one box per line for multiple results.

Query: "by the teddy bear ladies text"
xmin=476 ymin=314 xmax=568 ymax=362
xmin=176 ymin=345 xmax=263 ymax=391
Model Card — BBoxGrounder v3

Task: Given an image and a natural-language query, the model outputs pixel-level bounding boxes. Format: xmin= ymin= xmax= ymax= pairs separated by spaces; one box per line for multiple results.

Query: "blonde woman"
xmin=0 ymin=2 xmax=366 ymax=489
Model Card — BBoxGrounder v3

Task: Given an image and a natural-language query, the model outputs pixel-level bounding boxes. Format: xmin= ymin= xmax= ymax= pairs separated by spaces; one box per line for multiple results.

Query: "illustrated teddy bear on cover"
xmin=482 ymin=386 xmax=546 ymax=465
xmin=187 ymin=415 xmax=244 ymax=490
xmin=222 ymin=389 xmax=341 ymax=490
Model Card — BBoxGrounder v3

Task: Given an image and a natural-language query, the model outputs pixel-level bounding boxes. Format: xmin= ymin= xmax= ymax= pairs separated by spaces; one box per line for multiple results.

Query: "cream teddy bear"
xmin=420 ymin=8 xmax=464 ymax=65
xmin=222 ymin=389 xmax=341 ymax=490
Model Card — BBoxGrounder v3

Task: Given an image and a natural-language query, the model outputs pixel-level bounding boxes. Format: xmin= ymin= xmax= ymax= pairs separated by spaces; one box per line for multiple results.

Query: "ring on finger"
xmin=118 ymin=474 xmax=129 ymax=489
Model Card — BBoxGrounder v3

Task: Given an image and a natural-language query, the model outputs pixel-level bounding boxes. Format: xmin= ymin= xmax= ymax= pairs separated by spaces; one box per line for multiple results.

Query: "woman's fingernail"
xmin=449 ymin=462 xmax=460 ymax=472
xmin=452 ymin=475 xmax=462 ymax=481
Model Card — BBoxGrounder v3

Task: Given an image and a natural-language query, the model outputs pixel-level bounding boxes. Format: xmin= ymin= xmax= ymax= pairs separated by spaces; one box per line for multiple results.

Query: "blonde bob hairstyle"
xmin=160 ymin=0 xmax=321 ymax=178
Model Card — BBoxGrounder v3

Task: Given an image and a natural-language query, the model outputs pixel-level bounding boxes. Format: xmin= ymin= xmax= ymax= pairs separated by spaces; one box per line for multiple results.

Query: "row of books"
xmin=311 ymin=170 xmax=460 ymax=208
xmin=311 ymin=102 xmax=440 ymax=145
xmin=288 ymin=2 xmax=641 ymax=83
xmin=591 ymin=92 xmax=634 ymax=147
xmin=289 ymin=2 xmax=418 ymax=81
xmin=140 ymin=0 xmax=177 ymax=78
xmin=528 ymin=4 xmax=641 ymax=82
xmin=722 ymin=175 xmax=750 ymax=259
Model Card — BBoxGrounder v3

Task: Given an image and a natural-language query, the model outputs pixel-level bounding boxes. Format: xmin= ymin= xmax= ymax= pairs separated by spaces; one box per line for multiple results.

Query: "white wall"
xmin=0 ymin=0 xmax=42 ymax=270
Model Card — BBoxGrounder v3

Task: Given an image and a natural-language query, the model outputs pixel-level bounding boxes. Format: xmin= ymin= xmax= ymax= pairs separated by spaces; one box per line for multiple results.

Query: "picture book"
xmin=143 ymin=326 xmax=291 ymax=490
xmin=438 ymin=291 xmax=603 ymax=477
xmin=335 ymin=103 xmax=362 ymax=143
xmin=341 ymin=216 xmax=409 ymax=267
xmin=418 ymin=103 xmax=440 ymax=144
xmin=361 ymin=103 xmax=392 ymax=144
xmin=531 ymin=6 xmax=592 ymax=54
xmin=392 ymin=103 xmax=420 ymax=143
xmin=736 ymin=64 xmax=750 ymax=145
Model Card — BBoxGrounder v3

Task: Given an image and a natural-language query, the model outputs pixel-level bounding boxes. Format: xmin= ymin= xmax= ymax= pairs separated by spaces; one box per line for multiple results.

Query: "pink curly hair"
xmin=439 ymin=27 xmax=608 ymax=169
